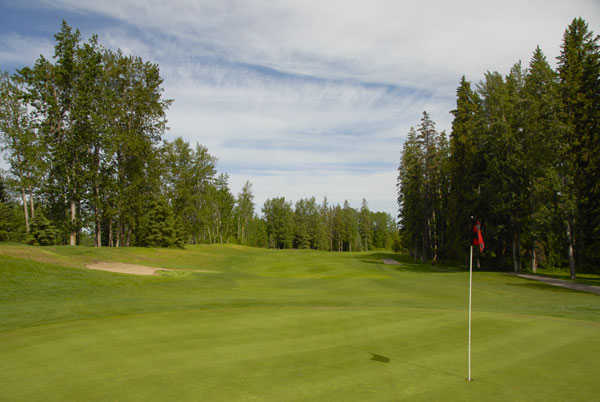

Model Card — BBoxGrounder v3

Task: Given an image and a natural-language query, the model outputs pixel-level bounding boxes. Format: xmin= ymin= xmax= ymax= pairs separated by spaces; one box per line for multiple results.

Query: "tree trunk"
xmin=95 ymin=213 xmax=101 ymax=248
xmin=566 ymin=219 xmax=576 ymax=280
xmin=576 ymin=224 xmax=584 ymax=272
xmin=29 ymin=186 xmax=35 ymax=219
xmin=94 ymin=150 xmax=101 ymax=247
xmin=512 ymin=230 xmax=520 ymax=273
xmin=69 ymin=199 xmax=76 ymax=246
xmin=94 ymin=192 xmax=101 ymax=248
xmin=531 ymin=247 xmax=537 ymax=273
xmin=126 ymin=227 xmax=131 ymax=247
xmin=498 ymin=239 xmax=506 ymax=269
xmin=108 ymin=218 xmax=113 ymax=247
xmin=432 ymin=211 xmax=438 ymax=264
xmin=21 ymin=188 xmax=29 ymax=233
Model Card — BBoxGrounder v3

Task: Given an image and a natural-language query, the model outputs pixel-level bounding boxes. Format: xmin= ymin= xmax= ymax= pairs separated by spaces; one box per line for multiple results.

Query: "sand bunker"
xmin=382 ymin=259 xmax=401 ymax=265
xmin=86 ymin=262 xmax=221 ymax=276
xmin=87 ymin=262 xmax=171 ymax=275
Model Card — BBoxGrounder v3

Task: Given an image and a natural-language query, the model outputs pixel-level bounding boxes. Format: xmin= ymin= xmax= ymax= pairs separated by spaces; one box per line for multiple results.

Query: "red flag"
xmin=472 ymin=220 xmax=484 ymax=252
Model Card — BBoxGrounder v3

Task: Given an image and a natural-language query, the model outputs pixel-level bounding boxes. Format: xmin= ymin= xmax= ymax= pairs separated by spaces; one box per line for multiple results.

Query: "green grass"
xmin=1 ymin=243 xmax=599 ymax=401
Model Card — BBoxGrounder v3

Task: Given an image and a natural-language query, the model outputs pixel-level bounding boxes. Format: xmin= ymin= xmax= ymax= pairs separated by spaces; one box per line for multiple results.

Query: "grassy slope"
xmin=0 ymin=243 xmax=599 ymax=401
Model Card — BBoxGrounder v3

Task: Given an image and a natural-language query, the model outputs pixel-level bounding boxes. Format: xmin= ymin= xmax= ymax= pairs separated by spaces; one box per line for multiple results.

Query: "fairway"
xmin=1 ymin=244 xmax=599 ymax=401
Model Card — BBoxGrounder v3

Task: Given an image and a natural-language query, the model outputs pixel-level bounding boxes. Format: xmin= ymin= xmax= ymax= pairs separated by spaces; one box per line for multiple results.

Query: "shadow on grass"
xmin=367 ymin=352 xmax=469 ymax=381
xmin=369 ymin=353 xmax=390 ymax=363
xmin=357 ymin=252 xmax=462 ymax=273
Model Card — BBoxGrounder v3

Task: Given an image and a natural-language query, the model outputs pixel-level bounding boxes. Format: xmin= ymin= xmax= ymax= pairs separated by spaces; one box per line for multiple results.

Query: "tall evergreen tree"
xmin=557 ymin=17 xmax=600 ymax=276
xmin=359 ymin=198 xmax=372 ymax=251
xmin=448 ymin=76 xmax=483 ymax=259
xmin=397 ymin=127 xmax=424 ymax=260
xmin=522 ymin=46 xmax=562 ymax=272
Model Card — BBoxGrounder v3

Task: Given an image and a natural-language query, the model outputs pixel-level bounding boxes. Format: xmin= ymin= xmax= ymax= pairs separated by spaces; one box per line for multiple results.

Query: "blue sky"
xmin=1 ymin=1 xmax=598 ymax=215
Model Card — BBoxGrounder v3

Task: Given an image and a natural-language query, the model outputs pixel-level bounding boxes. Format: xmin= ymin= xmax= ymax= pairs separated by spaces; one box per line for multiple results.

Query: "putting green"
xmin=1 ymin=244 xmax=599 ymax=401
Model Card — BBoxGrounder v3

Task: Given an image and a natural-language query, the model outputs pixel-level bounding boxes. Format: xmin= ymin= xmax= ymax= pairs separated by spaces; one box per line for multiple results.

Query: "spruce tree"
xmin=28 ymin=211 xmax=58 ymax=246
xmin=359 ymin=199 xmax=372 ymax=251
xmin=448 ymin=77 xmax=483 ymax=258
xmin=523 ymin=46 xmax=562 ymax=272
xmin=557 ymin=17 xmax=600 ymax=276
xmin=397 ymin=127 xmax=424 ymax=260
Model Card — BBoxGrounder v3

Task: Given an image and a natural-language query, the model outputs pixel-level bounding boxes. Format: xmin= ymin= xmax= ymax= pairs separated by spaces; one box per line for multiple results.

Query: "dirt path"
xmin=382 ymin=259 xmax=401 ymax=265
xmin=514 ymin=273 xmax=600 ymax=295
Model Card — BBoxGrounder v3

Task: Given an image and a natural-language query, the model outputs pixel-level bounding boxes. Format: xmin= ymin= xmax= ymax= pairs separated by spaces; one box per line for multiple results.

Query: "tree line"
xmin=262 ymin=197 xmax=398 ymax=251
xmin=397 ymin=18 xmax=600 ymax=277
xmin=0 ymin=21 xmax=398 ymax=251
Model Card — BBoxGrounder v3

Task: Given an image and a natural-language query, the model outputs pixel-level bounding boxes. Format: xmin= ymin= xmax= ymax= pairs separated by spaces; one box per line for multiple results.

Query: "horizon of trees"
xmin=397 ymin=17 xmax=600 ymax=277
xmin=0 ymin=21 xmax=398 ymax=252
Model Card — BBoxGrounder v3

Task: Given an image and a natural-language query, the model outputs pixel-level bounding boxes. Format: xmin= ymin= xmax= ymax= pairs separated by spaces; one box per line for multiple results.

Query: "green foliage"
xmin=397 ymin=18 xmax=600 ymax=275
xmin=1 ymin=21 xmax=397 ymax=252
xmin=0 ymin=203 xmax=24 ymax=242
xmin=0 ymin=176 xmax=26 ymax=241
xmin=397 ymin=113 xmax=449 ymax=262
xmin=358 ymin=199 xmax=372 ymax=250
xmin=234 ymin=181 xmax=255 ymax=245
xmin=6 ymin=21 xmax=172 ymax=247
xmin=28 ymin=211 xmax=58 ymax=246
xmin=391 ymin=230 xmax=403 ymax=252
xmin=263 ymin=197 xmax=295 ymax=249
xmin=557 ymin=18 xmax=600 ymax=272
xmin=136 ymin=198 xmax=184 ymax=248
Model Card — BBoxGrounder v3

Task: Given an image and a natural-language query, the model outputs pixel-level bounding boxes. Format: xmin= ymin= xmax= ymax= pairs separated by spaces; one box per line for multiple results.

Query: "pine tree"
xmin=557 ymin=17 xmax=600 ymax=276
xmin=316 ymin=197 xmax=332 ymax=251
xmin=522 ymin=46 xmax=562 ymax=272
xmin=136 ymin=198 xmax=183 ymax=248
xmin=28 ymin=211 xmax=58 ymax=246
xmin=448 ymin=76 xmax=484 ymax=259
xmin=359 ymin=198 xmax=372 ymax=251
xmin=397 ymin=127 xmax=424 ymax=260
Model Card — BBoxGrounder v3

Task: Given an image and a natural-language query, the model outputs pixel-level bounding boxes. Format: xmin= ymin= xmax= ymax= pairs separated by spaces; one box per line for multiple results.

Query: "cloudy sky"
xmin=1 ymin=1 xmax=598 ymax=215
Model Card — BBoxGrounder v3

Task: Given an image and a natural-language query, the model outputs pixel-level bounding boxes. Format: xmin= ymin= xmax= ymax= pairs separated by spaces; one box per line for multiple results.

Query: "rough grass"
xmin=1 ymin=243 xmax=599 ymax=401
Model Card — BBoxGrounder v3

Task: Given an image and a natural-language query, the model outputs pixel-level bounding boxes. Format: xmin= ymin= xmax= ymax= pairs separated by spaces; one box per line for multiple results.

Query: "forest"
xmin=0 ymin=21 xmax=398 ymax=252
xmin=397 ymin=18 xmax=600 ymax=277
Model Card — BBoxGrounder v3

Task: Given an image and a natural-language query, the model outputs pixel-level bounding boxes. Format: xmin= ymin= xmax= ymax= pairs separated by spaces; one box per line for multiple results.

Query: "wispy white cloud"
xmin=41 ymin=0 xmax=599 ymax=87
xmin=2 ymin=0 xmax=599 ymax=214
xmin=0 ymin=33 xmax=53 ymax=66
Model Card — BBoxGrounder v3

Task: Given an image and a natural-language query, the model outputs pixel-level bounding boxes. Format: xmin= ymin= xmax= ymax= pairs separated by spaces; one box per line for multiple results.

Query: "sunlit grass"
xmin=1 ymin=243 xmax=599 ymax=401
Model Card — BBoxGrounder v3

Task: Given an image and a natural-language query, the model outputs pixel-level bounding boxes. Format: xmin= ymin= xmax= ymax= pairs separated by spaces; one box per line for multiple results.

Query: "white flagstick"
xmin=468 ymin=245 xmax=473 ymax=382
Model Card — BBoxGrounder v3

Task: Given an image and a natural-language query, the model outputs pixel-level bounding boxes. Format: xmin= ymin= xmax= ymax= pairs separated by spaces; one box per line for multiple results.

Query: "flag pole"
xmin=468 ymin=244 xmax=473 ymax=382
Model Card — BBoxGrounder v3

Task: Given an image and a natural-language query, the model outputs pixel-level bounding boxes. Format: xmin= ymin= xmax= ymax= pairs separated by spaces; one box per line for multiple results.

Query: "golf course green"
xmin=1 ymin=243 xmax=599 ymax=401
